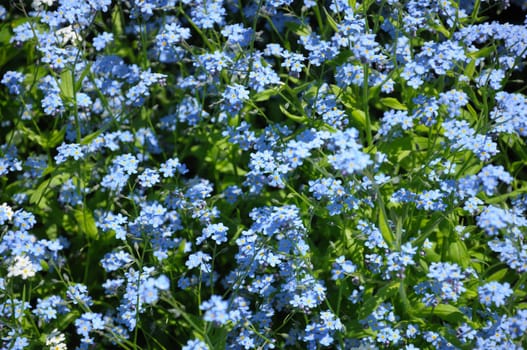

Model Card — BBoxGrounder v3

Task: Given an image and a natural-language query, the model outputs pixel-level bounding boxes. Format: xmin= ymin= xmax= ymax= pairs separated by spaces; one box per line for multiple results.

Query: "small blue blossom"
xmin=190 ymin=0 xmax=226 ymax=29
xmin=33 ymin=295 xmax=69 ymax=322
xmin=197 ymin=223 xmax=228 ymax=245
xmin=67 ymin=283 xmax=93 ymax=306
xmin=222 ymin=83 xmax=249 ymax=114
xmin=1 ymin=71 xmax=24 ymax=94
xmin=331 ymin=255 xmax=356 ymax=280
xmin=186 ymin=251 xmax=212 ymax=272
xmin=182 ymin=339 xmax=209 ymax=350
xmin=221 ymin=23 xmax=252 ymax=47
xmin=200 ymin=295 xmax=230 ymax=325
xmin=75 ymin=312 xmax=105 ymax=344
xmin=93 ymin=32 xmax=114 ymax=51
xmin=55 ymin=143 xmax=84 ymax=164
xmin=101 ymin=250 xmax=133 ymax=272
xmin=479 ymin=281 xmax=513 ymax=307
xmin=138 ymin=168 xmax=160 ymax=188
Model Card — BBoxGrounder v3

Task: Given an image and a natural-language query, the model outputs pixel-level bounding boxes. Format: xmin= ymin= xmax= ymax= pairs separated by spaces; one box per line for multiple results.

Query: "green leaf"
xmin=112 ymin=5 xmax=124 ymax=36
xmin=208 ymin=327 xmax=228 ymax=349
xmin=284 ymin=21 xmax=311 ymax=37
xmin=358 ymin=281 xmax=400 ymax=319
xmin=465 ymin=87 xmax=482 ymax=109
xmin=413 ymin=136 xmax=430 ymax=151
xmin=57 ymin=309 xmax=81 ymax=329
xmin=397 ymin=150 xmax=411 ymax=163
xmin=322 ymin=8 xmax=339 ymax=32
xmin=486 ymin=268 xmax=509 ymax=282
xmin=40 ymin=259 xmax=49 ymax=271
xmin=20 ymin=125 xmax=46 ymax=148
xmin=470 ymin=251 xmax=492 ymax=264
xmin=423 ymin=246 xmax=442 ymax=263
xmin=416 ymin=304 xmax=467 ymax=324
xmin=0 ymin=27 xmax=19 ymax=66
xmin=378 ymin=203 xmax=394 ymax=248
xmin=60 ymin=69 xmax=75 ymax=100
xmin=47 ymin=129 xmax=66 ymax=148
xmin=80 ymin=129 xmax=105 ymax=145
xmin=351 ymin=109 xmax=366 ymax=129
xmin=431 ymin=22 xmax=451 ymax=38
xmin=484 ymin=188 xmax=527 ymax=204
xmin=379 ymin=97 xmax=407 ymax=110
xmin=515 ymin=289 xmax=527 ymax=299
xmin=73 ymin=209 xmax=98 ymax=240
xmin=431 ymin=304 xmax=467 ymax=324
xmin=447 ymin=241 xmax=470 ymax=268
xmin=20 ymin=125 xmax=65 ymax=149
xmin=465 ymin=59 xmax=476 ymax=79
xmin=467 ymin=46 xmax=494 ymax=59
xmin=253 ymin=87 xmax=279 ymax=102
xmin=466 ymin=104 xmax=478 ymax=121
xmin=75 ymin=63 xmax=92 ymax=91
xmin=0 ymin=23 xmax=12 ymax=44
xmin=501 ymin=134 xmax=527 ymax=162
xmin=279 ymin=105 xmax=307 ymax=123
xmin=28 ymin=174 xmax=68 ymax=208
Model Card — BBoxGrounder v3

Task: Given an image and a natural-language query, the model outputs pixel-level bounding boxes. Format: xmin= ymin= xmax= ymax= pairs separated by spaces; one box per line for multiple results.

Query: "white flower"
xmin=56 ymin=25 xmax=82 ymax=45
xmin=7 ymin=255 xmax=37 ymax=279
xmin=0 ymin=202 xmax=14 ymax=224
xmin=46 ymin=329 xmax=67 ymax=350
xmin=32 ymin=0 xmax=56 ymax=9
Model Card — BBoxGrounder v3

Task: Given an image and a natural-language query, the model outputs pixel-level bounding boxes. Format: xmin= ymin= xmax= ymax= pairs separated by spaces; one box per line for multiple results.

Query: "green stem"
xmin=336 ymin=281 xmax=343 ymax=316
xmin=471 ymin=0 xmax=481 ymax=24
xmin=398 ymin=278 xmax=412 ymax=319
xmin=362 ymin=63 xmax=372 ymax=146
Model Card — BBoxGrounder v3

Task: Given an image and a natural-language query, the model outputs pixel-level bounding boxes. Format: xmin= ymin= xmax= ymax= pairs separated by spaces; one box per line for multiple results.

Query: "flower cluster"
xmin=2 ymin=0 xmax=527 ymax=349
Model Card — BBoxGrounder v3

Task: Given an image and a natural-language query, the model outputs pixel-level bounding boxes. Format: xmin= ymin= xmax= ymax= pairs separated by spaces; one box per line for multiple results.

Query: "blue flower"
xmin=101 ymin=250 xmax=133 ymax=272
xmin=75 ymin=312 xmax=105 ymax=343
xmin=141 ymin=278 xmax=159 ymax=304
xmin=190 ymin=0 xmax=226 ymax=29
xmin=11 ymin=22 xmax=34 ymax=45
xmin=197 ymin=223 xmax=228 ymax=245
xmin=159 ymin=157 xmax=187 ymax=177
xmin=221 ymin=23 xmax=253 ymax=47
xmin=138 ymin=168 xmax=160 ymax=188
xmin=1 ymin=332 xmax=29 ymax=350
xmin=33 ymin=295 xmax=69 ymax=322
xmin=97 ymin=212 xmax=128 ymax=240
xmin=101 ymin=168 xmax=129 ymax=193
xmin=1 ymin=71 xmax=24 ymax=94
xmin=155 ymin=274 xmax=170 ymax=290
xmin=54 ymin=143 xmax=84 ymax=164
xmin=479 ymin=281 xmax=513 ymax=307
xmin=58 ymin=179 xmax=84 ymax=206
xmin=300 ymin=33 xmax=339 ymax=66
xmin=67 ymin=283 xmax=93 ymax=306
xmin=280 ymin=51 xmax=305 ymax=73
xmin=416 ymin=262 xmax=467 ymax=304
xmin=182 ymin=339 xmax=209 ymax=350
xmin=185 ymin=251 xmax=212 ymax=272
xmin=328 ymin=129 xmax=372 ymax=175
xmin=222 ymin=84 xmax=250 ymax=114
xmin=331 ymin=255 xmax=356 ymax=280
xmin=477 ymin=69 xmax=505 ymax=90
xmin=200 ymin=295 xmax=229 ymax=325
xmin=13 ymin=209 xmax=36 ymax=232
xmin=303 ymin=310 xmax=343 ymax=348
xmin=93 ymin=32 xmax=113 ymax=51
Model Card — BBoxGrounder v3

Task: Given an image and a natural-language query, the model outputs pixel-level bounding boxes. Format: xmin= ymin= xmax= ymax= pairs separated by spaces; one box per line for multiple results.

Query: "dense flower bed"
xmin=1 ymin=0 xmax=527 ymax=349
